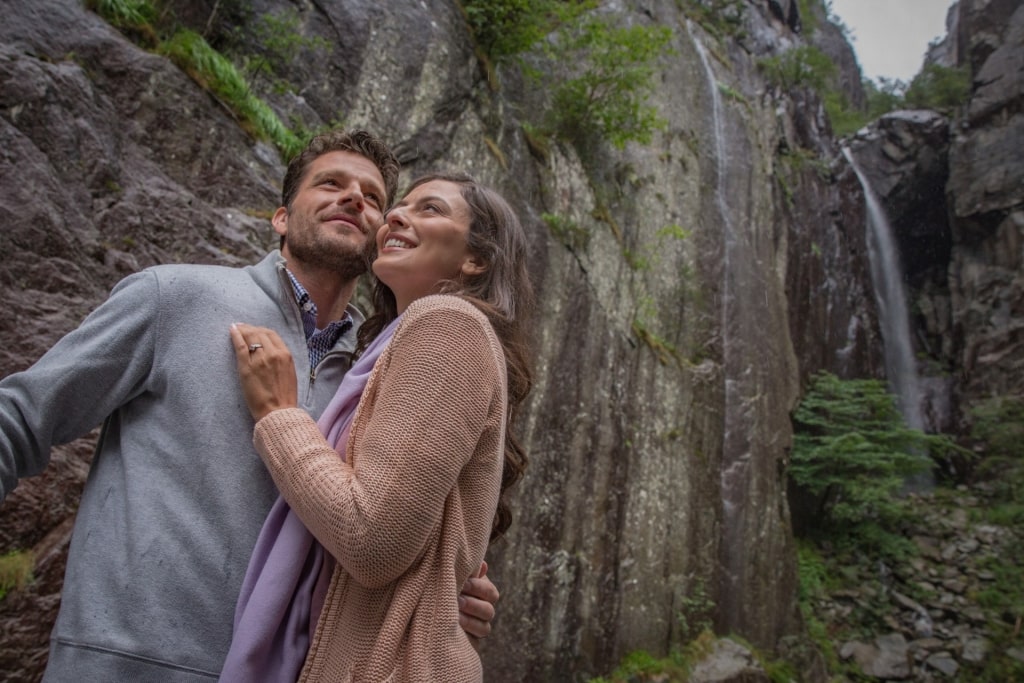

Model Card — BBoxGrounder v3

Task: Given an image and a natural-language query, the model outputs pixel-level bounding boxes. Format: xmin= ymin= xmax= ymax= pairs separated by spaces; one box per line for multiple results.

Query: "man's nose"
xmin=337 ymin=181 xmax=365 ymax=209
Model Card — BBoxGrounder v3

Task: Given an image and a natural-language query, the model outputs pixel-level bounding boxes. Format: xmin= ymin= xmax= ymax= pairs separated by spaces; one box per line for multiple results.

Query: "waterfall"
xmin=688 ymin=20 xmax=747 ymax=616
xmin=842 ymin=148 xmax=925 ymax=431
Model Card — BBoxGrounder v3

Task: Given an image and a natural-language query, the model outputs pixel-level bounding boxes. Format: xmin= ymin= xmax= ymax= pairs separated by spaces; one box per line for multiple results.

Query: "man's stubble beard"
xmin=287 ymin=231 xmax=370 ymax=284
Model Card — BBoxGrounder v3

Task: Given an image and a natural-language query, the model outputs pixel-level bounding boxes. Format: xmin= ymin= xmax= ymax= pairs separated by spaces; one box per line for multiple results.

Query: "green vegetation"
xmin=970 ymin=396 xmax=1024 ymax=526
xmin=87 ymin=0 xmax=155 ymax=33
xmin=228 ymin=10 xmax=331 ymax=96
xmin=675 ymin=580 xmax=715 ymax=642
xmin=789 ymin=372 xmax=966 ymax=555
xmin=625 ymin=223 xmax=692 ymax=272
xmin=757 ymin=44 xmax=868 ymax=137
xmin=0 ymin=550 xmax=34 ymax=600
xmin=541 ymin=212 xmax=589 ymax=250
xmin=758 ymin=45 xmax=836 ymax=92
xmin=863 ymin=77 xmax=907 ymax=118
xmin=632 ymin=318 xmax=680 ymax=366
xmin=462 ymin=1 xmax=671 ymax=150
xmin=969 ymin=545 xmax=1024 ymax=682
xmin=460 ymin=0 xmax=592 ymax=61
xmin=795 ymin=0 xmax=820 ymax=33
xmin=86 ymin=0 xmax=314 ymax=158
xmin=589 ymin=630 xmax=715 ymax=683
xmin=757 ymin=10 xmax=971 ymax=137
xmin=678 ymin=0 xmax=746 ymax=40
xmin=161 ymin=30 xmax=303 ymax=158
xmin=795 ymin=543 xmax=842 ymax=671
xmin=905 ymin=63 xmax=971 ymax=112
xmin=589 ymin=630 xmax=797 ymax=683
xmin=534 ymin=19 xmax=672 ymax=149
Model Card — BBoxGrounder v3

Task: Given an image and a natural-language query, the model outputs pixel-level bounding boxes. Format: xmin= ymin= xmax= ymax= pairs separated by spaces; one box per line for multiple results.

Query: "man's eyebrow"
xmin=307 ymin=169 xmax=337 ymax=184
xmin=307 ymin=170 xmax=384 ymax=196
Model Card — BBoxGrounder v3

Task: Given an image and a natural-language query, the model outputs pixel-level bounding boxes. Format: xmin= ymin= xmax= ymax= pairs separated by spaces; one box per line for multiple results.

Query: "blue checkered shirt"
xmin=285 ymin=269 xmax=354 ymax=369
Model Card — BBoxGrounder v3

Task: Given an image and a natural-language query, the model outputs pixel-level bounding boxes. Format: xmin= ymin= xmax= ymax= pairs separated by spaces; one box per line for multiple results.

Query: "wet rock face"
xmin=947 ymin=1 xmax=1024 ymax=403
xmin=4 ymin=0 xmax=1018 ymax=682
xmin=844 ymin=0 xmax=1024 ymax=428
xmin=846 ymin=111 xmax=951 ymax=291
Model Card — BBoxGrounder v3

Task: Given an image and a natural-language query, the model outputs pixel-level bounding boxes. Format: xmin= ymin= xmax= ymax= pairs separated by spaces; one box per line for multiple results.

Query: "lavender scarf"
xmin=219 ymin=317 xmax=402 ymax=682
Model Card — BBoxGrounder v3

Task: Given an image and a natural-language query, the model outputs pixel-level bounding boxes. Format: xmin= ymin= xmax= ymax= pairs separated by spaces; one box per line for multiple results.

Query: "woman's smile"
xmin=372 ymin=179 xmax=481 ymax=313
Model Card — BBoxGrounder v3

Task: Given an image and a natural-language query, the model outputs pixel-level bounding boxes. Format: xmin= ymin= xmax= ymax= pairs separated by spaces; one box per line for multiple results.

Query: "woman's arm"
xmin=239 ymin=299 xmax=506 ymax=588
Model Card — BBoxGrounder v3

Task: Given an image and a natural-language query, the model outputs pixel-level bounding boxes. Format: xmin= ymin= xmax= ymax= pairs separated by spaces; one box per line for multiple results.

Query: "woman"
xmin=224 ymin=173 xmax=533 ymax=682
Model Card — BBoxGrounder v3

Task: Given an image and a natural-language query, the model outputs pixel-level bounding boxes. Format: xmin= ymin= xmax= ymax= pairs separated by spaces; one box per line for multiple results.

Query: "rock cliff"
xmin=845 ymin=0 xmax=1024 ymax=438
xmin=1 ymin=0 xmax=1017 ymax=681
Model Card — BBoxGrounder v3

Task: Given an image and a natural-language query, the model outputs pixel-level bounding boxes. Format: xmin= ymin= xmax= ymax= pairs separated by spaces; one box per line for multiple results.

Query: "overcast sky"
xmin=828 ymin=0 xmax=955 ymax=83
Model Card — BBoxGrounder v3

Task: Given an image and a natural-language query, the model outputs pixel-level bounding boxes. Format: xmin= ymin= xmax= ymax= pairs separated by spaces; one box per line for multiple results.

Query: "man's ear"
xmin=461 ymin=255 xmax=487 ymax=277
xmin=271 ymin=206 xmax=288 ymax=238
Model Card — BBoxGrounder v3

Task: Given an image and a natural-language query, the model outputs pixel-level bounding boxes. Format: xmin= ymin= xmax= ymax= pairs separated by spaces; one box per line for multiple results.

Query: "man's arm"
xmin=458 ymin=560 xmax=499 ymax=639
xmin=0 ymin=271 xmax=159 ymax=500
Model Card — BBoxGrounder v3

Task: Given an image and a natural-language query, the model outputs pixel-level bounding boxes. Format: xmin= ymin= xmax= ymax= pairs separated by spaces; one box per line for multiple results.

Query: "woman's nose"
xmin=386 ymin=207 xmax=407 ymax=227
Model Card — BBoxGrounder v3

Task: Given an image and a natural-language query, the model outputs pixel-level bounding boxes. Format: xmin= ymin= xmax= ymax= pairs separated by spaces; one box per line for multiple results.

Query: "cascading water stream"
xmin=688 ymin=20 xmax=746 ymax=609
xmin=843 ymin=147 xmax=925 ymax=432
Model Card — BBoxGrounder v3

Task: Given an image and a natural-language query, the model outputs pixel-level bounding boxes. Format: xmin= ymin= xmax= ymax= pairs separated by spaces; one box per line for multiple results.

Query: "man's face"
xmin=273 ymin=150 xmax=388 ymax=279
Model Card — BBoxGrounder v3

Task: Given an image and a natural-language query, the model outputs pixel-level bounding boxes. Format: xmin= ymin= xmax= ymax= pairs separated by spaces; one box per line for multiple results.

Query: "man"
xmin=0 ymin=129 xmax=498 ymax=681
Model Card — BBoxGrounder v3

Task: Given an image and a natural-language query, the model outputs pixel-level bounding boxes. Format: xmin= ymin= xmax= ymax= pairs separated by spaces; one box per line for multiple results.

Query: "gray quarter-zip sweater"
xmin=0 ymin=251 xmax=361 ymax=681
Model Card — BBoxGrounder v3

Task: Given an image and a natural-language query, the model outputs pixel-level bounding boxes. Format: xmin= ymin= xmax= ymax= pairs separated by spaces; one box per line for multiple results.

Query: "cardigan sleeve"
xmin=253 ymin=296 xmax=505 ymax=589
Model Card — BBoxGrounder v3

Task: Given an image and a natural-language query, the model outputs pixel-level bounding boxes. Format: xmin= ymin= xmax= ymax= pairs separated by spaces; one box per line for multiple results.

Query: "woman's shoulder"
xmin=402 ymin=294 xmax=491 ymax=326
xmin=396 ymin=295 xmax=500 ymax=352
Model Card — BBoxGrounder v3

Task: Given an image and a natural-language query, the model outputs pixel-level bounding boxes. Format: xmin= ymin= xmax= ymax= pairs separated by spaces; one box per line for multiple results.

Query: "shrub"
xmin=904 ymin=63 xmax=970 ymax=112
xmin=680 ymin=0 xmax=746 ymax=39
xmin=970 ymin=395 xmax=1024 ymax=524
xmin=460 ymin=0 xmax=592 ymax=60
xmin=535 ymin=18 xmax=672 ymax=149
xmin=788 ymin=372 xmax=941 ymax=546
xmin=758 ymin=44 xmax=836 ymax=92
xmin=87 ymin=0 xmax=155 ymax=31
xmin=969 ymin=395 xmax=1024 ymax=459
xmin=161 ymin=30 xmax=302 ymax=158
xmin=823 ymin=90 xmax=867 ymax=137
xmin=864 ymin=77 xmax=908 ymax=118
xmin=87 ymin=0 xmax=158 ymax=44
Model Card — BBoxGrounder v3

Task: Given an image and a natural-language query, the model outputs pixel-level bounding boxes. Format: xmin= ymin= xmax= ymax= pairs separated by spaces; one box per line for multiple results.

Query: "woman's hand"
xmin=458 ymin=561 xmax=499 ymax=642
xmin=230 ymin=323 xmax=299 ymax=421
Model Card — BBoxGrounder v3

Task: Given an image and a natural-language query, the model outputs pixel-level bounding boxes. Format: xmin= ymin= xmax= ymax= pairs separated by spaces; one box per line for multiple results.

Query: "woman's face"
xmin=372 ymin=179 xmax=482 ymax=313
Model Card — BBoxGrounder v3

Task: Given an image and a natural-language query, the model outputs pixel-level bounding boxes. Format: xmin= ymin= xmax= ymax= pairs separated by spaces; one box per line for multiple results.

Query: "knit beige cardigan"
xmin=252 ymin=295 xmax=506 ymax=683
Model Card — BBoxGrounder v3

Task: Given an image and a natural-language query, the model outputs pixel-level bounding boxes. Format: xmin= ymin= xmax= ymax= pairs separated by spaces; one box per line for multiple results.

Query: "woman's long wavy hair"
xmin=356 ymin=172 xmax=534 ymax=542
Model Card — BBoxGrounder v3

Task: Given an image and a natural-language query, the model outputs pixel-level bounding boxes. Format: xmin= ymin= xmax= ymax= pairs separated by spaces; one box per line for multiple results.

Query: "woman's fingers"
xmin=229 ymin=324 xmax=299 ymax=421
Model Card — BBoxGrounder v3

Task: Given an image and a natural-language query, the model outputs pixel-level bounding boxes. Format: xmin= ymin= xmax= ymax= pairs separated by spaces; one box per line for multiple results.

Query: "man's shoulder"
xmin=139 ymin=252 xmax=280 ymax=291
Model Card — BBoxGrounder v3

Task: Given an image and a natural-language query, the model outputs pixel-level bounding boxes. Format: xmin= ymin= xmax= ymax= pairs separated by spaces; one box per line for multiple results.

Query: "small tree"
xmin=788 ymin=372 xmax=938 ymax=550
xmin=535 ymin=18 xmax=672 ymax=149
xmin=758 ymin=44 xmax=836 ymax=92
xmin=904 ymin=63 xmax=970 ymax=112
xmin=460 ymin=0 xmax=592 ymax=61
